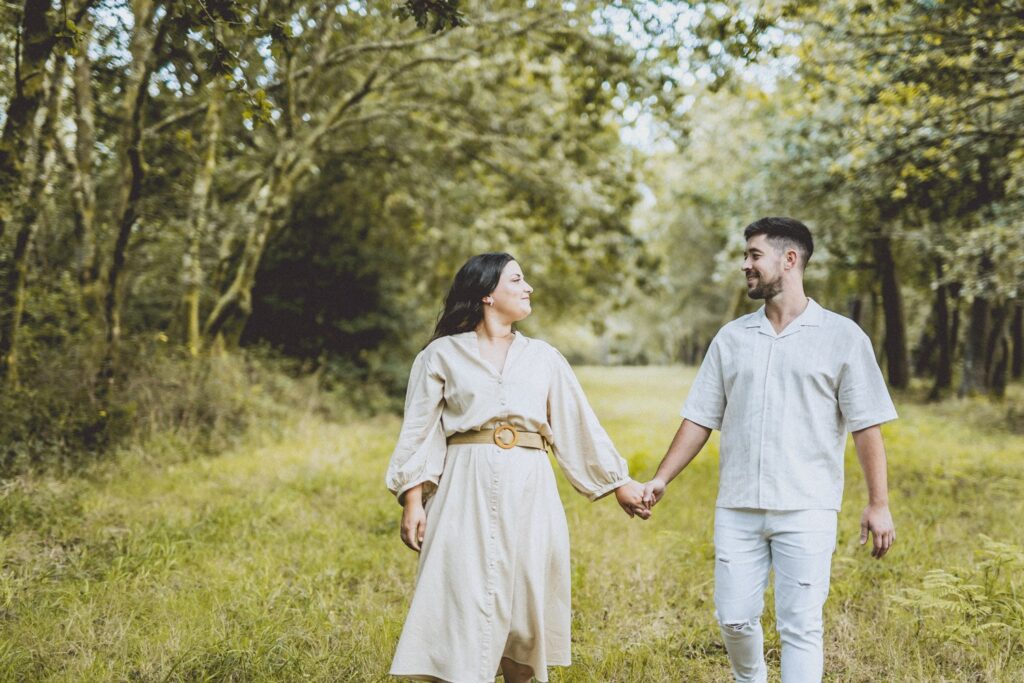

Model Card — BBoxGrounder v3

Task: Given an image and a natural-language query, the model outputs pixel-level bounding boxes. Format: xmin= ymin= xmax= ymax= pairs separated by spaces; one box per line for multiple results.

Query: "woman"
xmin=386 ymin=252 xmax=648 ymax=683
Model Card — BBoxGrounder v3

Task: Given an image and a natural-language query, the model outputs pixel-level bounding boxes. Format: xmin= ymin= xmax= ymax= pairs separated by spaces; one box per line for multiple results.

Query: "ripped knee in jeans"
xmin=721 ymin=618 xmax=758 ymax=632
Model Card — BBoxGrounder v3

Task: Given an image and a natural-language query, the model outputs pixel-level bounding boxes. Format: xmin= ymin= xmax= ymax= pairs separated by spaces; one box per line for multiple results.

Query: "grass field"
xmin=2 ymin=366 xmax=1023 ymax=682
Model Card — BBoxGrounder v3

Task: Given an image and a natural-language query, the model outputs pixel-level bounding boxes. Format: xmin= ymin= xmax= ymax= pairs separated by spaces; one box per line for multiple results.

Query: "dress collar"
xmin=457 ymin=329 xmax=527 ymax=377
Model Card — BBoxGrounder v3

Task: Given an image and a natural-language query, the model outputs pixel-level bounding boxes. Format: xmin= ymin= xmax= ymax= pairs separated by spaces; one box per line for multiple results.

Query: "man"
xmin=642 ymin=217 xmax=897 ymax=682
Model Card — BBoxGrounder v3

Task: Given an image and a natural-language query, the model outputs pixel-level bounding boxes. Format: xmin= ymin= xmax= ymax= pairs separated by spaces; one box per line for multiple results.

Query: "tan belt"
xmin=447 ymin=424 xmax=547 ymax=451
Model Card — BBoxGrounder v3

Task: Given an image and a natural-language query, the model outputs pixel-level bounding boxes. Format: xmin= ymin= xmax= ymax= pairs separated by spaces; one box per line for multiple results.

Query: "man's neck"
xmin=764 ymin=285 xmax=809 ymax=334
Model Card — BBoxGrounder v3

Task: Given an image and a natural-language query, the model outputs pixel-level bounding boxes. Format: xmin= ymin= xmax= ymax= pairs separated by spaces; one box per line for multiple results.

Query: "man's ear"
xmin=785 ymin=248 xmax=800 ymax=270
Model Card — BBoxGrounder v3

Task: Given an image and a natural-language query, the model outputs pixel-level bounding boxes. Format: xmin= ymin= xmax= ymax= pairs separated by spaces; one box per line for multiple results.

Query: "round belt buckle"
xmin=493 ymin=424 xmax=519 ymax=449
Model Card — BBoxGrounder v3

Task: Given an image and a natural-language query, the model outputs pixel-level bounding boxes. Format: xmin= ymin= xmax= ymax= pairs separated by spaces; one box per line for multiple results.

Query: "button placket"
xmin=499 ymin=376 xmax=508 ymax=420
xmin=757 ymin=340 xmax=776 ymax=508
xmin=480 ymin=466 xmax=500 ymax=679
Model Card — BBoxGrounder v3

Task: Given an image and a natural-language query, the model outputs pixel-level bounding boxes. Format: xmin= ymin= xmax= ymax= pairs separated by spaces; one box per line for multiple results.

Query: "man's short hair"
xmin=743 ymin=217 xmax=813 ymax=268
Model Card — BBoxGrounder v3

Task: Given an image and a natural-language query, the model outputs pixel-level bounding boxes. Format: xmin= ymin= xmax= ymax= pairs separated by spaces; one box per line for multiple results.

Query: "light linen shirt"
xmin=681 ymin=299 xmax=897 ymax=511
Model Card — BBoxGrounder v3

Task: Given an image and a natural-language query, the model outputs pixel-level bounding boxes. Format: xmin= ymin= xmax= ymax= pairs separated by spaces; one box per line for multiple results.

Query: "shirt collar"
xmin=745 ymin=298 xmax=823 ymax=338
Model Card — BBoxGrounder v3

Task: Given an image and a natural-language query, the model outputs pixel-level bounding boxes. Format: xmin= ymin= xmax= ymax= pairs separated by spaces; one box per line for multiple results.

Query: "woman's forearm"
xmin=401 ymin=482 xmax=424 ymax=508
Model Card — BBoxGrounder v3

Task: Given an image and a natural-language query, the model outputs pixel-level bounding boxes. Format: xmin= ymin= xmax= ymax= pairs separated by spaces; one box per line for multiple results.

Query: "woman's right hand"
xmin=400 ymin=485 xmax=427 ymax=552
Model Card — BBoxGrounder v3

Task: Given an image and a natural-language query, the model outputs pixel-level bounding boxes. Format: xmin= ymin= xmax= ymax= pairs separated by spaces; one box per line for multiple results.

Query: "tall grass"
xmin=1 ymin=366 xmax=1022 ymax=681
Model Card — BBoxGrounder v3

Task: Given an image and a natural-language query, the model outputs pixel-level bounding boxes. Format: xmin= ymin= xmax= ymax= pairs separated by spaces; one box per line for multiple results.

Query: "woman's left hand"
xmin=400 ymin=487 xmax=428 ymax=552
xmin=614 ymin=481 xmax=651 ymax=520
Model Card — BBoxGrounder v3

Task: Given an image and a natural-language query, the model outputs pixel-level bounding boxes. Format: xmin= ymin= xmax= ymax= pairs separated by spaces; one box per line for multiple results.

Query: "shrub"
xmin=893 ymin=536 xmax=1024 ymax=670
xmin=0 ymin=333 xmax=327 ymax=476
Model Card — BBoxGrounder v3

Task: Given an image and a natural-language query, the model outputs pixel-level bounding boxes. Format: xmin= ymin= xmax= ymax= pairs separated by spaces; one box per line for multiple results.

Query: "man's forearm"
xmin=653 ymin=419 xmax=713 ymax=484
xmin=852 ymin=425 xmax=889 ymax=506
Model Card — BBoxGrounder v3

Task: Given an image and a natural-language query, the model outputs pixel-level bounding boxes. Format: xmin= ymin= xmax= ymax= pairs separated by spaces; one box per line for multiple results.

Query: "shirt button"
xmin=497 ymin=378 xmax=503 ymax=384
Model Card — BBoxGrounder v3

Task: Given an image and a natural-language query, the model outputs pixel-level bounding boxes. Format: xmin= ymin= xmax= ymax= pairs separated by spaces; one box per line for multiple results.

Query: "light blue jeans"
xmin=713 ymin=507 xmax=838 ymax=683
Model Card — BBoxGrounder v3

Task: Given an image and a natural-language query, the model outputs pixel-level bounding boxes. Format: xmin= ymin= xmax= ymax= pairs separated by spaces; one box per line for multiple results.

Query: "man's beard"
xmin=746 ymin=274 xmax=782 ymax=300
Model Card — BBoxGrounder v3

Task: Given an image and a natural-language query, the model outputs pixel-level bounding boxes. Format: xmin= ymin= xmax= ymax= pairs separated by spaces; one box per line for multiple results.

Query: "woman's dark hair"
xmin=429 ymin=252 xmax=516 ymax=344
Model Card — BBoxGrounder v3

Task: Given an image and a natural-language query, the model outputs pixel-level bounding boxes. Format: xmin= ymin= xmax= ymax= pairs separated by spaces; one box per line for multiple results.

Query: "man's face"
xmin=741 ymin=234 xmax=785 ymax=300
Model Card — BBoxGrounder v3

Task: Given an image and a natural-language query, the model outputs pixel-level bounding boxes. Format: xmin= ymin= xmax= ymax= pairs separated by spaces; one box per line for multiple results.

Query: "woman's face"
xmin=486 ymin=260 xmax=533 ymax=322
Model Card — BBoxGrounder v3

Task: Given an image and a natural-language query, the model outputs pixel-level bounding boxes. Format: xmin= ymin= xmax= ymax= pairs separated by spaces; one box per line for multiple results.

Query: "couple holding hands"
xmin=385 ymin=218 xmax=897 ymax=683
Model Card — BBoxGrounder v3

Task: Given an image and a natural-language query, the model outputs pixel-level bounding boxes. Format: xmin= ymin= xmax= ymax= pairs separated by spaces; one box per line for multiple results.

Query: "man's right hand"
xmin=641 ymin=478 xmax=667 ymax=509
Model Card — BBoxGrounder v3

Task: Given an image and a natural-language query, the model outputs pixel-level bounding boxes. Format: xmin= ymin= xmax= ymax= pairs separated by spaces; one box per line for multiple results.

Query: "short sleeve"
xmin=680 ymin=334 xmax=726 ymax=430
xmin=385 ymin=349 xmax=447 ymax=505
xmin=545 ymin=349 xmax=631 ymax=501
xmin=838 ymin=331 xmax=898 ymax=432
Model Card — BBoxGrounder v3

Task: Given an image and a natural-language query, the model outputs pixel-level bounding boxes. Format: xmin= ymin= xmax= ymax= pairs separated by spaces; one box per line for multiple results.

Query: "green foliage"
xmin=1 ymin=0 xmax=685 ymax=469
xmin=0 ymin=336 xmax=321 ymax=477
xmin=394 ymin=0 xmax=467 ymax=33
xmin=2 ymin=0 xmax=1022 ymax=472
xmin=893 ymin=536 xmax=1024 ymax=669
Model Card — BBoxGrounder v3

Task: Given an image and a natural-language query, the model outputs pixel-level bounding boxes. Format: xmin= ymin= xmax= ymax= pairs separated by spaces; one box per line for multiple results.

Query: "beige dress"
xmin=386 ymin=331 xmax=631 ymax=683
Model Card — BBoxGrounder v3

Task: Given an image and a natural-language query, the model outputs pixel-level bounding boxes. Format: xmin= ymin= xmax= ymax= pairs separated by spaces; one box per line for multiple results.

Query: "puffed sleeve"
xmin=545 ymin=348 xmax=631 ymax=501
xmin=385 ymin=349 xmax=447 ymax=505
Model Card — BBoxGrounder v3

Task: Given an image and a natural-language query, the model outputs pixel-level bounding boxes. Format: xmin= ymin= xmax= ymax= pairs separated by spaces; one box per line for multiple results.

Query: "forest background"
xmin=1 ymin=1 xmax=1024 ymax=681
xmin=1 ymin=0 xmax=1022 ymax=472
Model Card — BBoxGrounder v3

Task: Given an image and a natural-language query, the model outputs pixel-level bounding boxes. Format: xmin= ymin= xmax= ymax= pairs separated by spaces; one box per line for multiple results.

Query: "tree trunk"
xmin=67 ymin=15 xmax=98 ymax=287
xmin=868 ymin=288 xmax=882 ymax=360
xmin=97 ymin=0 xmax=161 ymax=391
xmin=991 ymin=336 xmax=1010 ymax=398
xmin=949 ymin=282 xmax=962 ymax=364
xmin=929 ymin=278 xmax=953 ymax=400
xmin=984 ymin=302 xmax=1010 ymax=396
xmin=912 ymin=309 xmax=935 ymax=379
xmin=847 ymin=295 xmax=863 ymax=325
xmin=872 ymin=235 xmax=909 ymax=389
xmin=0 ymin=50 xmax=67 ymax=386
xmin=182 ymin=76 xmax=224 ymax=356
xmin=960 ymin=295 xmax=990 ymax=397
xmin=0 ymin=0 xmax=55 ymax=242
xmin=1011 ymin=302 xmax=1022 ymax=380
xmin=202 ymin=178 xmax=287 ymax=348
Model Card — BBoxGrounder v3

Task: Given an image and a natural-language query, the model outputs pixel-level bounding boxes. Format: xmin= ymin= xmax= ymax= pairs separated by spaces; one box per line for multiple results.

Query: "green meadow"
xmin=2 ymin=366 xmax=1023 ymax=682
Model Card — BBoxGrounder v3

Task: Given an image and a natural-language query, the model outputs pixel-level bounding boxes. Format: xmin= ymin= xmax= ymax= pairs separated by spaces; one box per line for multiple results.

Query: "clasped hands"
xmin=614 ymin=478 xmax=667 ymax=520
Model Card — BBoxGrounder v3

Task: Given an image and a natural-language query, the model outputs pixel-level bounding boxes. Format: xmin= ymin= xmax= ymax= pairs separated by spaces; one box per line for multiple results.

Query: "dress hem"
xmin=390 ymin=659 xmax=572 ymax=683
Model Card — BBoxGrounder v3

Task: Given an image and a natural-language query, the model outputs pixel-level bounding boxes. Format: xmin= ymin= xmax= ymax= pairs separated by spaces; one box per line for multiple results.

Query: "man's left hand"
xmin=615 ymin=481 xmax=651 ymax=520
xmin=860 ymin=503 xmax=895 ymax=559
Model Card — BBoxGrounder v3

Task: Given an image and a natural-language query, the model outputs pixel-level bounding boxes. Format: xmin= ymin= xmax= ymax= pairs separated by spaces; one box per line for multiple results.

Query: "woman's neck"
xmin=476 ymin=315 xmax=513 ymax=341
